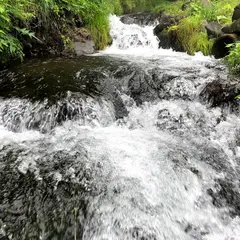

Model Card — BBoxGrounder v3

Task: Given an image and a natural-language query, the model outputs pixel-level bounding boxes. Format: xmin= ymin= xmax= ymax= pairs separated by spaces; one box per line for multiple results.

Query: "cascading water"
xmin=0 ymin=15 xmax=240 ymax=240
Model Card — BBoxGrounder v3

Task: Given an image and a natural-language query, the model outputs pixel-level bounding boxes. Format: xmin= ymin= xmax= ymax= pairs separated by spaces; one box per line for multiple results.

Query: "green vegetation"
xmin=1 ymin=0 xmax=240 ymax=67
xmin=154 ymin=0 xmax=240 ymax=56
xmin=154 ymin=0 xmax=239 ymax=23
xmin=173 ymin=16 xmax=213 ymax=55
xmin=0 ymin=0 xmax=119 ymax=65
xmin=226 ymin=42 xmax=240 ymax=75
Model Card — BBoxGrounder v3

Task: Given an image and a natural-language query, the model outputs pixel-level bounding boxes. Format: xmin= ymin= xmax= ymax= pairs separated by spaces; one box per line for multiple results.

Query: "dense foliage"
xmin=0 ymin=0 xmax=117 ymax=64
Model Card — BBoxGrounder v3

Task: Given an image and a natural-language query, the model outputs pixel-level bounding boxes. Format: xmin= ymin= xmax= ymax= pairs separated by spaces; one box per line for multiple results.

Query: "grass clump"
xmin=174 ymin=16 xmax=213 ymax=55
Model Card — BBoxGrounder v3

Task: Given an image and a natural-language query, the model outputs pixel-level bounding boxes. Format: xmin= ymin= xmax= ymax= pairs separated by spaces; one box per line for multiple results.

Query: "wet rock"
xmin=199 ymin=146 xmax=232 ymax=172
xmin=221 ymin=19 xmax=240 ymax=35
xmin=128 ymin=70 xmax=159 ymax=105
xmin=120 ymin=12 xmax=161 ymax=26
xmin=56 ymin=102 xmax=80 ymax=124
xmin=112 ymin=90 xmax=129 ymax=119
xmin=229 ymin=18 xmax=240 ymax=33
xmin=199 ymin=80 xmax=240 ymax=108
xmin=73 ymin=41 xmax=95 ymax=56
xmin=207 ymin=178 xmax=240 ymax=217
xmin=184 ymin=223 xmax=210 ymax=239
xmin=156 ymin=108 xmax=184 ymax=132
xmin=156 ymin=29 xmax=184 ymax=51
xmin=71 ymin=28 xmax=95 ymax=56
xmin=232 ymin=3 xmax=240 ymax=22
xmin=0 ymin=143 xmax=108 ymax=239
xmin=155 ymin=29 xmax=171 ymax=49
xmin=127 ymin=67 xmax=199 ymax=104
xmin=0 ymin=237 xmax=9 ymax=240
xmin=153 ymin=12 xmax=176 ymax=36
xmin=205 ymin=22 xmax=223 ymax=39
xmin=131 ymin=227 xmax=157 ymax=240
xmin=153 ymin=13 xmax=184 ymax=50
xmin=221 ymin=25 xmax=232 ymax=34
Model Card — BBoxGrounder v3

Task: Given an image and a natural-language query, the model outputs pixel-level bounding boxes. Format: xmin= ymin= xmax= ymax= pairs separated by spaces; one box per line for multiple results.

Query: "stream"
xmin=0 ymin=15 xmax=240 ymax=240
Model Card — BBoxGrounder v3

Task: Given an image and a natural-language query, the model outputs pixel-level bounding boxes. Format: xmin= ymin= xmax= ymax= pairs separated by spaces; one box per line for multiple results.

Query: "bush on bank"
xmin=0 ymin=0 xmax=116 ymax=65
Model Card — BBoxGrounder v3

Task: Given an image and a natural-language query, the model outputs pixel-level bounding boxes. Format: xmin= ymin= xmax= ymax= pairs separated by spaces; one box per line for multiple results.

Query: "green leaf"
xmin=235 ymin=95 xmax=240 ymax=99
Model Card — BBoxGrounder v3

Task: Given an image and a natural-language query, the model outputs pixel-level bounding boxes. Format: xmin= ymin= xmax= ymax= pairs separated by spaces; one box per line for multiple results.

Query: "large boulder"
xmin=232 ymin=3 xmax=240 ymax=21
xmin=205 ymin=22 xmax=223 ymax=39
xmin=199 ymin=80 xmax=240 ymax=108
xmin=67 ymin=27 xmax=95 ymax=56
xmin=156 ymin=29 xmax=184 ymax=51
xmin=120 ymin=12 xmax=161 ymax=26
xmin=222 ymin=19 xmax=240 ymax=34
xmin=153 ymin=12 xmax=184 ymax=50
xmin=74 ymin=41 xmax=95 ymax=56
xmin=153 ymin=12 xmax=176 ymax=35
xmin=229 ymin=18 xmax=240 ymax=33
xmin=221 ymin=25 xmax=232 ymax=34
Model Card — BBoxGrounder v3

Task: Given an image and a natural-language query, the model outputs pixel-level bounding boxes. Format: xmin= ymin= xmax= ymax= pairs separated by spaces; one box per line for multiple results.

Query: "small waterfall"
xmin=103 ymin=15 xmax=159 ymax=54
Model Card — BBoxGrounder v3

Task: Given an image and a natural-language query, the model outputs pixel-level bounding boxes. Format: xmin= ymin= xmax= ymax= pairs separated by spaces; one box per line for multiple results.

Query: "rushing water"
xmin=0 ymin=15 xmax=240 ymax=240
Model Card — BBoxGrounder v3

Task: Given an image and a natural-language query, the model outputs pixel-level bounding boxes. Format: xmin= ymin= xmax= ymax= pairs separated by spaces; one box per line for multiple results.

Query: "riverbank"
xmin=0 ymin=0 xmax=113 ymax=69
xmin=0 ymin=0 xmax=162 ymax=69
xmin=1 ymin=0 xmax=240 ymax=74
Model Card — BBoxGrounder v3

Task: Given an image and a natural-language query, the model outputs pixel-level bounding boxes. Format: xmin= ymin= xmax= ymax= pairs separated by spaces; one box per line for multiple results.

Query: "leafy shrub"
xmin=0 ymin=0 xmax=34 ymax=62
xmin=0 ymin=0 xmax=118 ymax=64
